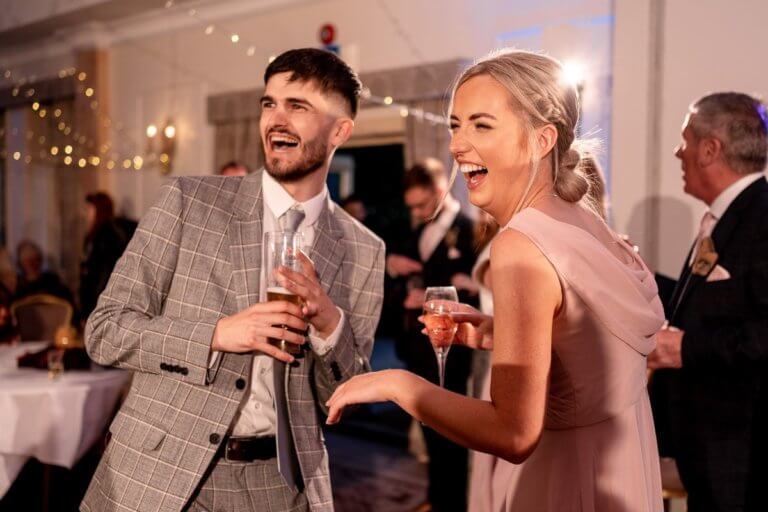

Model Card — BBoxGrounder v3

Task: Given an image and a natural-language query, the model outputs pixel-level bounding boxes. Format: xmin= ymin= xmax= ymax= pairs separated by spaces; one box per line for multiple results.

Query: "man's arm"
xmin=312 ymin=242 xmax=385 ymax=410
xmin=85 ymin=180 xmax=218 ymax=385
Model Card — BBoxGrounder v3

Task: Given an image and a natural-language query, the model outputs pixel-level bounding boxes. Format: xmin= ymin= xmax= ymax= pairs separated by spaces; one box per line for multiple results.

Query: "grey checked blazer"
xmin=81 ymin=171 xmax=385 ymax=512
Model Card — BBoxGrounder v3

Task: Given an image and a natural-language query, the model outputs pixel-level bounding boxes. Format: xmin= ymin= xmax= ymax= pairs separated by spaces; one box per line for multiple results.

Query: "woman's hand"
xmin=325 ymin=369 xmax=414 ymax=425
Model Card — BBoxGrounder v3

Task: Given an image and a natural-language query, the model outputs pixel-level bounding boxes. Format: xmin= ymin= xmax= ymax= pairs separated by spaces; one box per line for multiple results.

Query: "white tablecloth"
xmin=0 ymin=344 xmax=130 ymax=498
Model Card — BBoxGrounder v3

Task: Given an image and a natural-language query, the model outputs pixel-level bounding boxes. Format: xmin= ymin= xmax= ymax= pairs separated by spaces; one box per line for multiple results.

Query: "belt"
xmin=219 ymin=436 xmax=277 ymax=462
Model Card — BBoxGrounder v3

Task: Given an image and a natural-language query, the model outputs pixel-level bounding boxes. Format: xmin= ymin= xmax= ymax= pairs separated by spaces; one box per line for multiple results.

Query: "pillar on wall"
xmin=610 ymin=0 xmax=665 ymax=269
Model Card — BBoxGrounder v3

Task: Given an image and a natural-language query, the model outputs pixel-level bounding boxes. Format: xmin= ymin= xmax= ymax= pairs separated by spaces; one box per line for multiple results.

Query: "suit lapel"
xmin=671 ymin=178 xmax=765 ymax=320
xmin=309 ymin=204 xmax=345 ymax=295
xmin=226 ymin=172 xmax=265 ymax=311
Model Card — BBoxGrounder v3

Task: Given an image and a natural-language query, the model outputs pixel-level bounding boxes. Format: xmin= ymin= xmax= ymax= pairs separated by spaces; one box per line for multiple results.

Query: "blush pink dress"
xmin=468 ymin=208 xmax=665 ymax=512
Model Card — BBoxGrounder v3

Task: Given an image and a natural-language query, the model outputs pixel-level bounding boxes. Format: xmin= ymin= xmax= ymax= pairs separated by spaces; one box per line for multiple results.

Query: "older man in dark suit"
xmin=81 ymin=49 xmax=384 ymax=512
xmin=649 ymin=92 xmax=768 ymax=512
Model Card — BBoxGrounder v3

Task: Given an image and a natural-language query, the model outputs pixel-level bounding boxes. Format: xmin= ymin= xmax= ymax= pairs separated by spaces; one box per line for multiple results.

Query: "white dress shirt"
xmin=418 ymin=195 xmax=461 ymax=262
xmin=222 ymin=171 xmax=345 ymax=437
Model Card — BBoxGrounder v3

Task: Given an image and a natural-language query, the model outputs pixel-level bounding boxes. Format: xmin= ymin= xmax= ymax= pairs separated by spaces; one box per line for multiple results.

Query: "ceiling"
xmin=0 ymin=0 xmax=200 ymax=49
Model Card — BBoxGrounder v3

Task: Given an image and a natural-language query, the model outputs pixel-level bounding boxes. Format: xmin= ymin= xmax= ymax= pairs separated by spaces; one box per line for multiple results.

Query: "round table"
xmin=0 ymin=343 xmax=130 ymax=498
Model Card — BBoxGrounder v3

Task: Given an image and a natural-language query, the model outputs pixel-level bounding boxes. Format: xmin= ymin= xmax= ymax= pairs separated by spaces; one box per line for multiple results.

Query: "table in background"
xmin=0 ymin=343 xmax=130 ymax=498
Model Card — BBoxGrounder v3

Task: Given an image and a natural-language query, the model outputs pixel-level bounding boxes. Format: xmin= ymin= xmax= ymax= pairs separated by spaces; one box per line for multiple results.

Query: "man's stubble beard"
xmin=264 ymin=135 xmax=329 ymax=184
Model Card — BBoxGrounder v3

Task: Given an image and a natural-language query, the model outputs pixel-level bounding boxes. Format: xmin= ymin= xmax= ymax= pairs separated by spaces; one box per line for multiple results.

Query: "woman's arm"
xmin=327 ymin=228 xmax=561 ymax=463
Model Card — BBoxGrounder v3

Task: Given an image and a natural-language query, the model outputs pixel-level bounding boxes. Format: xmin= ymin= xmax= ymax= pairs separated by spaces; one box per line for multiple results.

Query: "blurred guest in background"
xmin=219 ymin=160 xmax=250 ymax=176
xmin=79 ymin=192 xmax=132 ymax=321
xmin=0 ymin=246 xmax=17 ymax=297
xmin=14 ymin=239 xmax=74 ymax=304
xmin=388 ymin=158 xmax=477 ymax=512
xmin=0 ymin=284 xmax=19 ymax=344
xmin=341 ymin=193 xmax=368 ymax=224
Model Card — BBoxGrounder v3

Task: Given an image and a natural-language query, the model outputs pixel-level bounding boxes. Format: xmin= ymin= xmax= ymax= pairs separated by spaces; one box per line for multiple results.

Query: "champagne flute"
xmin=423 ymin=286 xmax=459 ymax=388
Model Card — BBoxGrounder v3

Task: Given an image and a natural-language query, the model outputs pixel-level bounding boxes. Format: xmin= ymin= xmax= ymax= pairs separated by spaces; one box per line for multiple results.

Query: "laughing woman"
xmin=326 ymin=49 xmax=665 ymax=512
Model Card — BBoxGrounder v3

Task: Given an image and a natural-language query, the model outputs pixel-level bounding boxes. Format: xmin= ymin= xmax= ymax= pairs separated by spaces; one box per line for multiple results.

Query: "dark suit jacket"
xmin=650 ymin=177 xmax=768 ymax=512
xmin=393 ymin=211 xmax=476 ymax=388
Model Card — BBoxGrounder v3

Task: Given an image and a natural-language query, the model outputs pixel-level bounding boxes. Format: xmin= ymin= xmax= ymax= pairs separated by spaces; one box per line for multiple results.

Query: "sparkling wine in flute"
xmin=423 ymin=310 xmax=458 ymax=353
xmin=266 ymin=286 xmax=305 ymax=355
xmin=422 ymin=286 xmax=459 ymax=388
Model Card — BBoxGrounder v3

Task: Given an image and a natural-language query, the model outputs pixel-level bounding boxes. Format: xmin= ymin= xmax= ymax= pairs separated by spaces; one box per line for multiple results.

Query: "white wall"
xmin=611 ymin=0 xmax=768 ymax=277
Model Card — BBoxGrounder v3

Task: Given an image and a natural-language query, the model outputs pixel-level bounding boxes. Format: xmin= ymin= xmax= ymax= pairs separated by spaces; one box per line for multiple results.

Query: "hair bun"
xmin=560 ymin=147 xmax=581 ymax=172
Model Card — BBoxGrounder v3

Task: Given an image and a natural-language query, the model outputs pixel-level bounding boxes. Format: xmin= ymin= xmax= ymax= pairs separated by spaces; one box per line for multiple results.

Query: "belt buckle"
xmin=223 ymin=438 xmax=242 ymax=462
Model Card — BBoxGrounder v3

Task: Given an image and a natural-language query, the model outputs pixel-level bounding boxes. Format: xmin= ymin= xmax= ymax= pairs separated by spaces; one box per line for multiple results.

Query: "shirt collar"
xmin=708 ymin=172 xmax=765 ymax=220
xmin=434 ymin=195 xmax=461 ymax=226
xmin=262 ymin=170 xmax=328 ymax=226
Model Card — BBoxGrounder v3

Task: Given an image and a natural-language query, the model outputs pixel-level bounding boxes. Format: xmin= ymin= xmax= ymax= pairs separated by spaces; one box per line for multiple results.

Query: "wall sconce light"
xmin=145 ymin=119 xmax=176 ymax=174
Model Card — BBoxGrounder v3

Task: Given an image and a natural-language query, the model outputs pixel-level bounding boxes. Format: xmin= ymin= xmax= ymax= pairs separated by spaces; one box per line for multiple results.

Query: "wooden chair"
xmin=11 ymin=293 xmax=73 ymax=341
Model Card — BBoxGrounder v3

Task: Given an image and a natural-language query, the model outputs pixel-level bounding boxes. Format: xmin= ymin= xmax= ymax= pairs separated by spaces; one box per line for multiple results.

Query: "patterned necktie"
xmin=688 ymin=211 xmax=717 ymax=266
xmin=274 ymin=204 xmax=304 ymax=490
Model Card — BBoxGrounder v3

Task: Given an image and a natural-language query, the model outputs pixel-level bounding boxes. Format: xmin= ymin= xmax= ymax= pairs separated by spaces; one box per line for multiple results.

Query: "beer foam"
xmin=267 ymin=286 xmax=292 ymax=295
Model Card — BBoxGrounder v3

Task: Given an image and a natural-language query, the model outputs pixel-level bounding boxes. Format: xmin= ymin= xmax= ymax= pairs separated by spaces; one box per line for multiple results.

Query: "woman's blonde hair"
xmin=450 ymin=49 xmax=598 ymax=214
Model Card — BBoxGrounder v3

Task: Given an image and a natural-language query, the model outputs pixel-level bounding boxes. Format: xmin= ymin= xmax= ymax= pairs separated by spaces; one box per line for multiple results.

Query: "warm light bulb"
xmin=54 ymin=109 xmax=61 ymax=117
xmin=146 ymin=124 xmax=158 ymax=137
xmin=205 ymin=25 xmax=214 ymax=35
xmin=231 ymin=34 xmax=240 ymax=43
xmin=247 ymin=46 xmax=256 ymax=57
xmin=78 ymin=158 xmax=87 ymax=168
xmin=123 ymin=159 xmax=132 ymax=169
xmin=64 ymin=145 xmax=73 ymax=154
xmin=133 ymin=156 xmax=144 ymax=170
xmin=50 ymin=146 xmax=59 ymax=155
xmin=106 ymin=160 xmax=115 ymax=170
xmin=164 ymin=125 xmax=176 ymax=138
xmin=383 ymin=96 xmax=393 ymax=105
xmin=64 ymin=156 xmax=73 ymax=165
xmin=399 ymin=107 xmax=409 ymax=117
xmin=84 ymin=87 xmax=94 ymax=97
xmin=12 ymin=152 xmax=20 ymax=160
xmin=78 ymin=72 xmax=87 ymax=81
xmin=32 ymin=102 xmax=40 ymax=110
xmin=90 ymin=156 xmax=101 ymax=166
xmin=160 ymin=153 xmax=170 ymax=164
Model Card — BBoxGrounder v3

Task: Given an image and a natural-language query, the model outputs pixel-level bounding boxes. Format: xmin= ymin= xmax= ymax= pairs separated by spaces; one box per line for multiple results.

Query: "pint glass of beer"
xmin=263 ymin=231 xmax=306 ymax=355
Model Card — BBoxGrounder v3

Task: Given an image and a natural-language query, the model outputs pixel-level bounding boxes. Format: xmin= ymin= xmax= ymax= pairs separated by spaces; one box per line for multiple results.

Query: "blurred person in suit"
xmin=387 ymin=158 xmax=477 ymax=512
xmin=81 ymin=48 xmax=384 ymax=512
xmin=648 ymin=92 xmax=768 ymax=512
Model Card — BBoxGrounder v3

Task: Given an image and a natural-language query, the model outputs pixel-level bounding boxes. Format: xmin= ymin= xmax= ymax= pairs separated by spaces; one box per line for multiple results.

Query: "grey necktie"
xmin=278 ymin=206 xmax=305 ymax=232
xmin=274 ymin=205 xmax=304 ymax=490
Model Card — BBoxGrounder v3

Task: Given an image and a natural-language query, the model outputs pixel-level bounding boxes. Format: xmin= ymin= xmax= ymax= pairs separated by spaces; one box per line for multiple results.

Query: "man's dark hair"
xmin=264 ymin=48 xmax=362 ymax=118
xmin=402 ymin=158 xmax=446 ymax=192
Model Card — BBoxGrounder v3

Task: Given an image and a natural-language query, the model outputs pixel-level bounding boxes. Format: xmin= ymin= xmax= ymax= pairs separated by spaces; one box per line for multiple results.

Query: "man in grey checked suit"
xmin=81 ymin=48 xmax=385 ymax=512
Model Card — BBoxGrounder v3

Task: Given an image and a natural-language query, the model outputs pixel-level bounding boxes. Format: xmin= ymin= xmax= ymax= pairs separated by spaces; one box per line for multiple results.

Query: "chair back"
xmin=11 ymin=294 xmax=73 ymax=341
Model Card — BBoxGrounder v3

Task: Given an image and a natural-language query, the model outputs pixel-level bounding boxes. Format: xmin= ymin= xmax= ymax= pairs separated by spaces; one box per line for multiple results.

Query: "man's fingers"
xmin=248 ymin=300 xmax=303 ymax=318
xmin=260 ymin=325 xmax=306 ymax=346
xmin=296 ymin=251 xmax=317 ymax=276
xmin=253 ymin=340 xmax=295 ymax=363
xmin=263 ymin=312 xmax=307 ymax=333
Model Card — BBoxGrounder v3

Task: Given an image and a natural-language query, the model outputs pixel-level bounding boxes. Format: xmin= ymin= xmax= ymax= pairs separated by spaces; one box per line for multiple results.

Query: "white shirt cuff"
xmin=308 ymin=307 xmax=344 ymax=356
xmin=208 ymin=350 xmax=220 ymax=369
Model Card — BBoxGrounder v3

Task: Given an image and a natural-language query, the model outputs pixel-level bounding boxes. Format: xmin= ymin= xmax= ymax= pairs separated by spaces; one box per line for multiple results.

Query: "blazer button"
xmin=209 ymin=433 xmax=221 ymax=444
xmin=235 ymin=378 xmax=246 ymax=390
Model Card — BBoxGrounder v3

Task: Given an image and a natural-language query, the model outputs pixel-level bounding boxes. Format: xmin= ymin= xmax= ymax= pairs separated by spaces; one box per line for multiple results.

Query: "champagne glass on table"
xmin=423 ymin=286 xmax=459 ymax=388
xmin=263 ymin=231 xmax=306 ymax=356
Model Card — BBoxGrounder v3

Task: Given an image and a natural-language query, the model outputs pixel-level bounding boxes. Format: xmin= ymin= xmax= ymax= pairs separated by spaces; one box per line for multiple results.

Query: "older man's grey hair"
xmin=689 ymin=92 xmax=768 ymax=175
